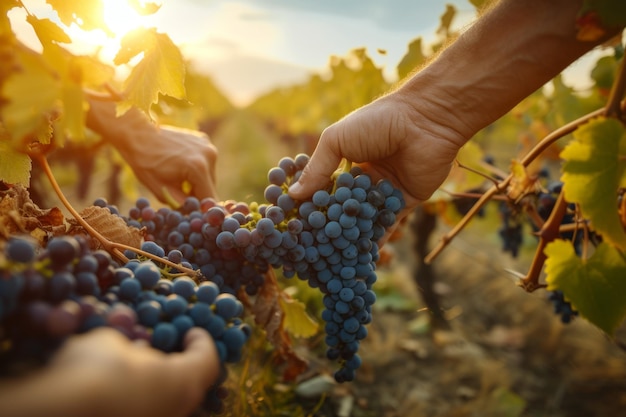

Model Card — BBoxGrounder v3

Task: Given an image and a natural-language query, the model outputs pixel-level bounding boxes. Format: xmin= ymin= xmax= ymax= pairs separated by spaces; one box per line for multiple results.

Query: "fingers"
xmin=288 ymin=129 xmax=342 ymax=200
xmin=177 ymin=328 xmax=220 ymax=388
xmin=159 ymin=186 xmax=188 ymax=207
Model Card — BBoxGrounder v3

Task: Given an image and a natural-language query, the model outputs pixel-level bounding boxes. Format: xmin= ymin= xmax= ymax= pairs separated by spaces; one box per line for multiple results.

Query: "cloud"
xmin=190 ymin=53 xmax=312 ymax=106
xmin=235 ymin=0 xmax=467 ymax=32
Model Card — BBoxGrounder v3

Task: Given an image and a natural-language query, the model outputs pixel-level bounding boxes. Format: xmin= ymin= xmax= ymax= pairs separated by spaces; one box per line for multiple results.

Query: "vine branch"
xmin=424 ymin=106 xmax=607 ymax=264
xmin=518 ymin=191 xmax=568 ymax=292
xmin=30 ymin=148 xmax=202 ymax=281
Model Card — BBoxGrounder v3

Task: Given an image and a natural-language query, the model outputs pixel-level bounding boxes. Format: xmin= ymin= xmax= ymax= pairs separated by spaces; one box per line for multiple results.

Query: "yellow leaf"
xmin=46 ymin=0 xmax=112 ymax=35
xmin=0 ymin=1 xmax=19 ymax=36
xmin=278 ymin=294 xmax=319 ymax=338
xmin=71 ymin=55 xmax=115 ymax=88
xmin=128 ymin=0 xmax=162 ymax=16
xmin=0 ymin=138 xmax=31 ymax=186
xmin=26 ymin=15 xmax=71 ymax=45
xmin=507 ymin=160 xmax=541 ymax=202
xmin=561 ymin=117 xmax=626 ymax=249
xmin=39 ymin=44 xmax=94 ymax=143
xmin=113 ymin=27 xmax=153 ymax=65
xmin=59 ymin=76 xmax=86 ymax=141
xmin=1 ymin=48 xmax=60 ymax=143
xmin=116 ymin=29 xmax=186 ymax=115
xmin=42 ymin=45 xmax=85 ymax=142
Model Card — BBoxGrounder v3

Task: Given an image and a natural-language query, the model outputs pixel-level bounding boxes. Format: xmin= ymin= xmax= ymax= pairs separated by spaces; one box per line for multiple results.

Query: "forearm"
xmin=397 ymin=0 xmax=621 ymax=145
xmin=0 ymin=368 xmax=101 ymax=417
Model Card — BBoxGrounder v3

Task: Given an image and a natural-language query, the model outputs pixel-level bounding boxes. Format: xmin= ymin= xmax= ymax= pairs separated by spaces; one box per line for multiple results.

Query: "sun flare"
xmin=62 ymin=0 xmax=158 ymax=64
xmin=102 ymin=0 xmax=145 ymax=38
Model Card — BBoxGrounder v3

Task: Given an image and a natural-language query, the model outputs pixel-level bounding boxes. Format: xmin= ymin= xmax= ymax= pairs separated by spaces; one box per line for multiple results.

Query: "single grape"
xmin=151 ymin=322 xmax=179 ymax=352
xmin=6 ymin=237 xmax=36 ymax=263
xmin=134 ymin=261 xmax=161 ymax=289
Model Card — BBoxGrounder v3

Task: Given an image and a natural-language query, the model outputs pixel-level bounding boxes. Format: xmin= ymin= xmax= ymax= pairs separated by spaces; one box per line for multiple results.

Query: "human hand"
xmin=288 ymin=91 xmax=466 ymax=220
xmin=86 ymin=100 xmax=219 ymax=205
xmin=0 ymin=327 xmax=219 ymax=417
xmin=132 ymin=124 xmax=219 ymax=205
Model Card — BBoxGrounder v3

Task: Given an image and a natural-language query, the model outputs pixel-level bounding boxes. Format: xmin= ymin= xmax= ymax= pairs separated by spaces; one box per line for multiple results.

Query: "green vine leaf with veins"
xmin=545 ymin=239 xmax=626 ymax=335
xmin=560 ymin=117 xmax=626 ymax=250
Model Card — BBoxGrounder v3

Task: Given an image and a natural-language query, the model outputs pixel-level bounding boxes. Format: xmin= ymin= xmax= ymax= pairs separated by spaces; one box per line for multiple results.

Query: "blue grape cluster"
xmin=103 ymin=195 xmax=269 ymax=297
xmin=0 ymin=235 xmax=249 ymax=415
xmin=535 ymin=180 xmax=581 ymax=325
xmin=536 ymin=180 xmax=583 ymax=254
xmin=497 ymin=201 xmax=524 ymax=258
xmin=246 ymin=155 xmax=404 ymax=382
xmin=3 ymin=152 xmax=405 ymax=392
xmin=547 ymin=290 xmax=578 ymax=324
xmin=116 ymin=153 xmax=404 ymax=382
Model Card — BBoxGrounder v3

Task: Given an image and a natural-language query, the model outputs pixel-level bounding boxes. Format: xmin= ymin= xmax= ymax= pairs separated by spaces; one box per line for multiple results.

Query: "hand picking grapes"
xmin=1 ymin=0 xmax=623 ymax=416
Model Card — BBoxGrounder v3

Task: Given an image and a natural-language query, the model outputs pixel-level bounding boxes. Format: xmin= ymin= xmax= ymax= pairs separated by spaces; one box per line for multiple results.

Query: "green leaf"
xmin=46 ymin=0 xmax=112 ymax=35
xmin=26 ymin=15 xmax=71 ymax=45
xmin=560 ymin=117 xmax=626 ymax=249
xmin=0 ymin=138 xmax=31 ymax=186
xmin=115 ymin=29 xmax=186 ymax=115
xmin=278 ymin=295 xmax=319 ymax=339
xmin=436 ymin=4 xmax=456 ymax=36
xmin=590 ymin=55 xmax=619 ymax=91
xmin=545 ymin=239 xmax=626 ymax=335
xmin=396 ymin=37 xmax=426 ymax=81
xmin=1 ymin=48 xmax=60 ymax=143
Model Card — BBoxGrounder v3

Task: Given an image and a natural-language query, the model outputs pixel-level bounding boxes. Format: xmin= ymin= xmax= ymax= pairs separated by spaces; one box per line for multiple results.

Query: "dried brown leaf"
xmin=507 ymin=160 xmax=542 ymax=203
xmin=70 ymin=206 xmax=143 ymax=249
xmin=0 ymin=184 xmax=65 ymax=241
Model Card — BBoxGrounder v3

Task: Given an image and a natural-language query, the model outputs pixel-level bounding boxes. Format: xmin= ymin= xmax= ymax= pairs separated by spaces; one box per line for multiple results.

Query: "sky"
xmin=147 ymin=0 xmax=476 ymax=105
xmin=10 ymin=0 xmax=609 ymax=106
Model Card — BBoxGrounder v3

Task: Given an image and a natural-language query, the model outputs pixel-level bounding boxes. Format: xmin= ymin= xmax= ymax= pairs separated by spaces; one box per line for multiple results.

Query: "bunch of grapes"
xmin=253 ymin=155 xmax=405 ymax=381
xmin=95 ymin=195 xmax=269 ymax=298
xmin=112 ymin=154 xmax=404 ymax=381
xmin=0 ymin=234 xmax=248 ymax=414
xmin=534 ymin=180 xmax=581 ymax=323
xmin=547 ymin=290 xmax=578 ymax=324
xmin=2 ymin=152 xmax=405 ymax=399
xmin=497 ymin=201 xmax=524 ymax=258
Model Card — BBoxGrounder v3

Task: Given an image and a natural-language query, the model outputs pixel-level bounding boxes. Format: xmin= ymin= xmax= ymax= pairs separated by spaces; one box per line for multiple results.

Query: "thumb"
xmin=180 ymin=327 xmax=220 ymax=388
xmin=288 ymin=136 xmax=342 ymax=200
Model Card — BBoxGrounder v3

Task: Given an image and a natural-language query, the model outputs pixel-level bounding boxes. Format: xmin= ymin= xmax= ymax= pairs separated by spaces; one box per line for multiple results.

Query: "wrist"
xmin=394 ymin=0 xmax=605 ymax=147
xmin=86 ymin=100 xmax=155 ymax=153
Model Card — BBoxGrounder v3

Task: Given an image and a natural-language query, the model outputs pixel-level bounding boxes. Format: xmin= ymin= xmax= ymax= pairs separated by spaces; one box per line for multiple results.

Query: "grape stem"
xmin=518 ymin=191 xmax=568 ymax=292
xmin=605 ymin=53 xmax=626 ymax=120
xmin=30 ymin=149 xmax=202 ymax=281
xmin=454 ymin=159 xmax=503 ymax=187
xmin=331 ymin=159 xmax=353 ymax=194
xmin=439 ymin=189 xmax=508 ymax=202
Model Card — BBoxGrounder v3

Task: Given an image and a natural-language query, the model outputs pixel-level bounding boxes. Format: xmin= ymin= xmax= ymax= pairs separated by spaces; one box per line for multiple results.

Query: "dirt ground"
xmin=290 ymin=215 xmax=626 ymax=417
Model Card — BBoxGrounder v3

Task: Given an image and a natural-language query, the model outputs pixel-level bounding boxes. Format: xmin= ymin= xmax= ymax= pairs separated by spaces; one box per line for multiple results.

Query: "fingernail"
xmin=288 ymin=182 xmax=303 ymax=195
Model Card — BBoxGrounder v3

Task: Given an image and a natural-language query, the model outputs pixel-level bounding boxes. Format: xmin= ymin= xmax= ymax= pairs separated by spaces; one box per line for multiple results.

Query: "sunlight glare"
xmin=102 ymin=0 xmax=145 ymax=38
xmin=64 ymin=0 xmax=153 ymax=64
